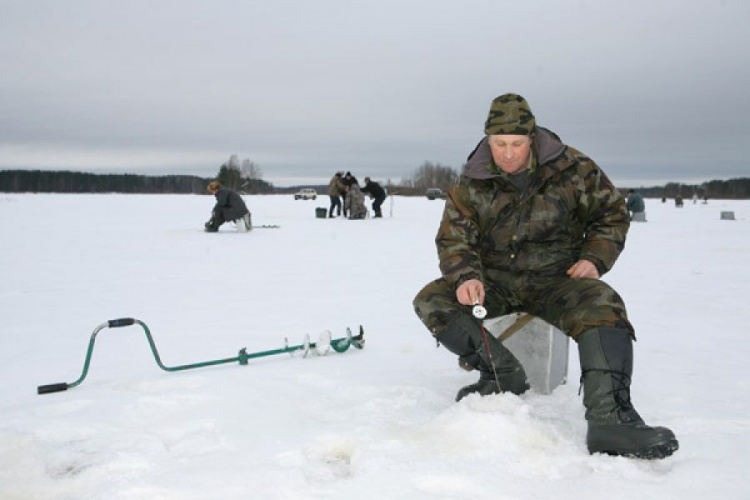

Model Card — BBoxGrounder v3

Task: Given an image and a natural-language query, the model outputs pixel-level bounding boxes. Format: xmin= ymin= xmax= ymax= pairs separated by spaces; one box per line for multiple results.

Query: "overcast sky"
xmin=1 ymin=0 xmax=749 ymax=187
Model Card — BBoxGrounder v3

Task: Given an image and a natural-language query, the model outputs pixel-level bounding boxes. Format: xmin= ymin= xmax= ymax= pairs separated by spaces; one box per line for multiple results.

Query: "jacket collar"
xmin=462 ymin=126 xmax=569 ymax=181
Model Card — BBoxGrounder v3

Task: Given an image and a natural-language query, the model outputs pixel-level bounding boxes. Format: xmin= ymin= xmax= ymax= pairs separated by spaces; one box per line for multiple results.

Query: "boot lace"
xmin=579 ymin=368 xmax=637 ymax=416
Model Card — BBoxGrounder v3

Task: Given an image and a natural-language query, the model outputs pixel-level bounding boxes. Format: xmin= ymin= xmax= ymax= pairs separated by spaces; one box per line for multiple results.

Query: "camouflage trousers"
xmin=413 ymin=273 xmax=634 ymax=340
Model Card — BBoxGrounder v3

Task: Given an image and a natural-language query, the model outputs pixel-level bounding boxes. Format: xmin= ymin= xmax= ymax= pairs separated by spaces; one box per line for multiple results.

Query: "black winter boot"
xmin=454 ymin=368 xmax=506 ymax=401
xmin=204 ymin=218 xmax=219 ymax=232
xmin=578 ymin=328 xmax=679 ymax=459
xmin=438 ymin=314 xmax=529 ymax=401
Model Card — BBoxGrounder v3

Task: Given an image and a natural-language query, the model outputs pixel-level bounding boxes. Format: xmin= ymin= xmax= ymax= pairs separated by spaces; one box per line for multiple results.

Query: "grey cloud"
xmin=1 ymin=0 xmax=749 ymax=186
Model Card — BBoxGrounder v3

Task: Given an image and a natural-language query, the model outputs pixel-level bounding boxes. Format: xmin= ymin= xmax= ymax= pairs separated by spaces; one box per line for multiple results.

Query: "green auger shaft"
xmin=37 ymin=318 xmax=364 ymax=394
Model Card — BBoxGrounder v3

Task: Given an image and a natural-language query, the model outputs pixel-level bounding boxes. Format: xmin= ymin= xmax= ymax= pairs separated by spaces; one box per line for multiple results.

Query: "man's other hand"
xmin=567 ymin=260 xmax=600 ymax=279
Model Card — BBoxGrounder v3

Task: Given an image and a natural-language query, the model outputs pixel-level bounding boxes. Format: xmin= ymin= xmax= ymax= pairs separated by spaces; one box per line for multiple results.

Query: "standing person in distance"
xmin=412 ymin=93 xmax=678 ymax=460
xmin=342 ymin=171 xmax=359 ymax=187
xmin=626 ymin=189 xmax=645 ymax=220
xmin=361 ymin=177 xmax=387 ymax=218
xmin=328 ymin=171 xmax=345 ymax=218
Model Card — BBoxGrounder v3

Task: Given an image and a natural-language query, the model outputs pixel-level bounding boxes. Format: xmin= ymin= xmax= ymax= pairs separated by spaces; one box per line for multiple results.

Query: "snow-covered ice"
xmin=1 ymin=193 xmax=749 ymax=499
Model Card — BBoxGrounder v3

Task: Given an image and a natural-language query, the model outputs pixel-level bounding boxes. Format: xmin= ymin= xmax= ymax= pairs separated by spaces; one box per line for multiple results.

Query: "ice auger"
xmin=37 ymin=317 xmax=365 ymax=394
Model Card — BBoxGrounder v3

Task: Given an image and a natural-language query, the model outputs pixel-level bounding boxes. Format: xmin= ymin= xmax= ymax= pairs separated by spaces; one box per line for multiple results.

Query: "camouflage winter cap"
xmin=484 ymin=93 xmax=536 ymax=135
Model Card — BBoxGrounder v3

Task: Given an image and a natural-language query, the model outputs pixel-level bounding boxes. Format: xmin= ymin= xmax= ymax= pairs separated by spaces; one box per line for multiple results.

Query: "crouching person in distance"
xmin=205 ymin=181 xmax=251 ymax=232
xmin=345 ymin=183 xmax=368 ymax=220
xmin=361 ymin=176 xmax=387 ymax=218
xmin=412 ymin=93 xmax=678 ymax=460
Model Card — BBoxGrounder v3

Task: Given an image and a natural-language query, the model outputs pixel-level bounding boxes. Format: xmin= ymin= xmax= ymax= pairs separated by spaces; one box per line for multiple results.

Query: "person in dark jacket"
xmin=342 ymin=171 xmax=359 ymax=187
xmin=412 ymin=93 xmax=677 ymax=460
xmin=205 ymin=181 xmax=250 ymax=232
xmin=626 ymin=189 xmax=646 ymax=220
xmin=361 ymin=177 xmax=387 ymax=218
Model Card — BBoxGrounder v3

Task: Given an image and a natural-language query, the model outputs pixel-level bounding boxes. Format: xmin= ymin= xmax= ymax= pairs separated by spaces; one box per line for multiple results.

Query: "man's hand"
xmin=456 ymin=279 xmax=485 ymax=305
xmin=567 ymin=260 xmax=600 ymax=279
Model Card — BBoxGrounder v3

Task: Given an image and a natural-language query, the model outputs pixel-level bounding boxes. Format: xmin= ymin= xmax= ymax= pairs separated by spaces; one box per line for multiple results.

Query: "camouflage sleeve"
xmin=574 ymin=154 xmax=630 ymax=275
xmin=435 ymin=181 xmax=484 ymax=288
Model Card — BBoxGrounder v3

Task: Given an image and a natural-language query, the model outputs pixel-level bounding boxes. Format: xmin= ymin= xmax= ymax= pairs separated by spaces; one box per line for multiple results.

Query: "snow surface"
xmin=1 ymin=193 xmax=749 ymax=499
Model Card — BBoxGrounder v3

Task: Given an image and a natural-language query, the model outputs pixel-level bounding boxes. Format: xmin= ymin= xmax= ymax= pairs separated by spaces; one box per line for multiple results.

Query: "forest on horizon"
xmin=1 ymin=169 xmax=749 ymax=199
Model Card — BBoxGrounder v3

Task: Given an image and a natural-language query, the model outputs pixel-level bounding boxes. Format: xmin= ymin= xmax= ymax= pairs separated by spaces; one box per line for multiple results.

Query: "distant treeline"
xmin=2 ymin=170 xmax=748 ymax=199
xmin=0 ymin=170 xmax=274 ymax=194
xmin=625 ymin=177 xmax=750 ymax=200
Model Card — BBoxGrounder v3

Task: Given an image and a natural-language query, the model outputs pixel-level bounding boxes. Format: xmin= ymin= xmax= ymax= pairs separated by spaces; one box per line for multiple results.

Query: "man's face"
xmin=488 ymin=134 xmax=532 ymax=174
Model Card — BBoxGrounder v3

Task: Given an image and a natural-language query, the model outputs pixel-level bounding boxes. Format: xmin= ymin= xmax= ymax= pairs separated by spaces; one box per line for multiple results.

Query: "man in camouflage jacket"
xmin=412 ymin=94 xmax=678 ymax=460
xmin=345 ymin=183 xmax=367 ymax=220
xmin=328 ymin=171 xmax=345 ymax=218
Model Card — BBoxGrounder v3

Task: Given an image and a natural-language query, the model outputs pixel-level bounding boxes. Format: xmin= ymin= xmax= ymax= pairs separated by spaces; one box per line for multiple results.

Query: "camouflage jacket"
xmin=346 ymin=184 xmax=368 ymax=219
xmin=328 ymin=175 xmax=345 ymax=196
xmin=437 ymin=127 xmax=629 ymax=288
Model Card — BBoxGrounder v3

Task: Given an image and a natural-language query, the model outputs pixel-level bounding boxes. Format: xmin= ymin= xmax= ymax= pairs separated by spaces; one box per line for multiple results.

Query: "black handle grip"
xmin=37 ymin=383 xmax=69 ymax=395
xmin=108 ymin=318 xmax=136 ymax=328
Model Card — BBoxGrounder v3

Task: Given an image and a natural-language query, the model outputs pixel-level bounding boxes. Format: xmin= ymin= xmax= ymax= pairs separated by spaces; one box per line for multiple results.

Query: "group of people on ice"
xmin=203 ymin=171 xmax=388 ymax=232
xmin=327 ymin=171 xmax=386 ymax=219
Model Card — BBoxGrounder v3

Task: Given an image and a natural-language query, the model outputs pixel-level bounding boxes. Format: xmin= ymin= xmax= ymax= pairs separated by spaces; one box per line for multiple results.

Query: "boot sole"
xmin=593 ymin=438 xmax=679 ymax=460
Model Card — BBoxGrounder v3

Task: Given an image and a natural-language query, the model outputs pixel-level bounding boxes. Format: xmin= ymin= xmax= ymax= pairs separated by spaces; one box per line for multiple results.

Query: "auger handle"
xmin=108 ymin=318 xmax=136 ymax=328
xmin=37 ymin=319 xmax=137 ymax=395
xmin=37 ymin=383 xmax=69 ymax=394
